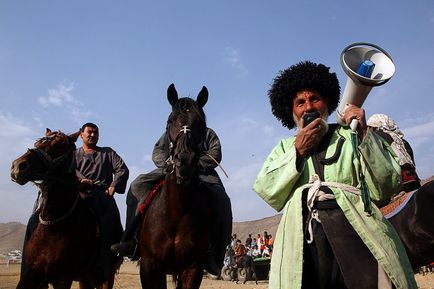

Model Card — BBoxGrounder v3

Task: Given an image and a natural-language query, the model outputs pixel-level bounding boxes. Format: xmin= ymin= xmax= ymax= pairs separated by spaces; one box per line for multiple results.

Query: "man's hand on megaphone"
xmin=342 ymin=104 xmax=367 ymax=139
xmin=295 ymin=118 xmax=327 ymax=157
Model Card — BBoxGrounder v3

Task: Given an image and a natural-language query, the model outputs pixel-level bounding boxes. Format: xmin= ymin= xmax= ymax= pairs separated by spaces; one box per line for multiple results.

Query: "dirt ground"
xmin=1 ymin=261 xmax=433 ymax=289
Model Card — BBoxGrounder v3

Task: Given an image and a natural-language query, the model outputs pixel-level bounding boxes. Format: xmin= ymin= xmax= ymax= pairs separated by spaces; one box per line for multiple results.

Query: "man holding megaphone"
xmin=253 ymin=61 xmax=416 ymax=289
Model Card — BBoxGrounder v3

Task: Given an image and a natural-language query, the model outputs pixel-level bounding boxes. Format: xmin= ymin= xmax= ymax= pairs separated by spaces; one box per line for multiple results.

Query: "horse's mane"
xmin=36 ymin=130 xmax=64 ymax=143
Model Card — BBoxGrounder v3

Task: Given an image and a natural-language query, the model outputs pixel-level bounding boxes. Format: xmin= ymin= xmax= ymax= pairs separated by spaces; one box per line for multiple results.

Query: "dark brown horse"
xmin=384 ymin=180 xmax=434 ymax=269
xmin=11 ymin=129 xmax=117 ymax=289
xmin=138 ymin=84 xmax=210 ymax=289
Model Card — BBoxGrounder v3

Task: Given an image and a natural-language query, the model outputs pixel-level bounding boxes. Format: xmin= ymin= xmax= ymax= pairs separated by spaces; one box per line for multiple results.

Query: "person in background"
xmin=367 ymin=113 xmax=421 ymax=194
xmin=234 ymin=239 xmax=247 ymax=266
xmin=245 ymin=233 xmax=253 ymax=248
xmin=253 ymin=61 xmax=416 ymax=289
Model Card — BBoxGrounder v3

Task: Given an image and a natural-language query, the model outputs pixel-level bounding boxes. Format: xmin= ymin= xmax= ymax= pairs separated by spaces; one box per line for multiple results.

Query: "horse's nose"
xmin=11 ymin=159 xmax=28 ymax=177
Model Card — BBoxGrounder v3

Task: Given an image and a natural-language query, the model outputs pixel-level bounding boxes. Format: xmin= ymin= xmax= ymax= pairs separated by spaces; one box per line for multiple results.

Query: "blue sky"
xmin=1 ymin=1 xmax=434 ymax=225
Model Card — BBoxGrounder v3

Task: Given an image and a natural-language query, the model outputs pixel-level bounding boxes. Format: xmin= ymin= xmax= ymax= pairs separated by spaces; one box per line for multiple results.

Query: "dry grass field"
xmin=1 ymin=261 xmax=433 ymax=289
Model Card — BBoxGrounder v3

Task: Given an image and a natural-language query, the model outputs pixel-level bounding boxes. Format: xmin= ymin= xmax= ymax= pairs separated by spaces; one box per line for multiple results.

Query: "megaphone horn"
xmin=337 ymin=42 xmax=395 ymax=131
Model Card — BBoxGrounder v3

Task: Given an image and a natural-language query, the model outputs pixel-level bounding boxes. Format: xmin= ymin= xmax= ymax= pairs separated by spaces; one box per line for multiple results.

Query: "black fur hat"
xmin=268 ymin=61 xmax=341 ymax=129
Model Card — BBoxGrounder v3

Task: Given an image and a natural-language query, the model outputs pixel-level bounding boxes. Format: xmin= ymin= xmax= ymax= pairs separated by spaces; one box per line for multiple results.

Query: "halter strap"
xmin=39 ymin=192 xmax=80 ymax=226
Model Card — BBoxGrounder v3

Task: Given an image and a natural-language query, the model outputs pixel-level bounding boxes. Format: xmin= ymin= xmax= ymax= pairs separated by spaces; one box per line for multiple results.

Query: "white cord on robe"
xmin=300 ymin=174 xmax=361 ymax=243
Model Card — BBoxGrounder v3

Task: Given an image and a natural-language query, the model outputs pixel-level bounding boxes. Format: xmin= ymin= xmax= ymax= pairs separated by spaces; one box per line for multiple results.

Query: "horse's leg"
xmin=99 ymin=279 xmax=114 ymax=289
xmin=78 ymin=281 xmax=94 ymax=289
xmin=139 ymin=259 xmax=166 ymax=289
xmin=16 ymin=269 xmax=47 ymax=289
xmin=179 ymin=265 xmax=204 ymax=289
xmin=101 ymin=256 xmax=122 ymax=289
xmin=51 ymin=280 xmax=72 ymax=289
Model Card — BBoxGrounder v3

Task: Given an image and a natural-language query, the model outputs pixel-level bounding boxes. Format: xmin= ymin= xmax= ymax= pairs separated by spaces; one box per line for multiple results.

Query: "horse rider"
xmin=253 ymin=61 xmax=417 ymax=289
xmin=367 ymin=113 xmax=421 ymax=194
xmin=234 ymin=239 xmax=247 ymax=267
xmin=20 ymin=122 xmax=129 ymax=284
xmin=110 ymin=127 xmax=233 ymax=276
xmin=75 ymin=122 xmax=129 ymax=282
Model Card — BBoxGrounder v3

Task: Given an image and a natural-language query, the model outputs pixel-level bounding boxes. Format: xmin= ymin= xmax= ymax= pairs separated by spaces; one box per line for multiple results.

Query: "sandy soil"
xmin=1 ymin=262 xmax=433 ymax=289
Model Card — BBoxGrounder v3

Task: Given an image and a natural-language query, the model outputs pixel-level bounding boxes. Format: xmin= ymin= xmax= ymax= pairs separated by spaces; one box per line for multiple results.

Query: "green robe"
xmin=253 ymin=126 xmax=417 ymax=289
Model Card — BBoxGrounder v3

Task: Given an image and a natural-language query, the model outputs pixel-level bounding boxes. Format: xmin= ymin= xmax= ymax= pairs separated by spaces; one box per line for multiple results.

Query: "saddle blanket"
xmin=380 ymin=190 xmax=417 ymax=219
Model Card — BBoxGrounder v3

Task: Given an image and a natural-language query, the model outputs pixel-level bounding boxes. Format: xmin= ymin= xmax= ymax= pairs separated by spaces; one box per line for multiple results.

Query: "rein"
xmin=39 ymin=192 xmax=80 ymax=226
xmin=139 ymin=179 xmax=165 ymax=215
xmin=166 ymin=125 xmax=192 ymax=174
xmin=29 ymin=133 xmax=80 ymax=226
xmin=29 ymin=147 xmax=76 ymax=176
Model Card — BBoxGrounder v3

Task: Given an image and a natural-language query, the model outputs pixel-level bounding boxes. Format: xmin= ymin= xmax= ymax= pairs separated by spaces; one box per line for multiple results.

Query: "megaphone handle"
xmin=350 ymin=118 xmax=358 ymax=132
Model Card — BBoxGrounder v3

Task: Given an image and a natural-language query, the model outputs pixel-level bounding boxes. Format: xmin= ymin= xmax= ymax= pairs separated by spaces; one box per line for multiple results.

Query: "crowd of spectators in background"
xmin=230 ymin=231 xmax=273 ymax=260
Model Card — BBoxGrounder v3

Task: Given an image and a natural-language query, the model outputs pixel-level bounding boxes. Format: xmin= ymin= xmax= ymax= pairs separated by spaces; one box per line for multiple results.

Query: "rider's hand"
xmin=106 ymin=186 xmax=115 ymax=197
xmin=80 ymin=178 xmax=93 ymax=185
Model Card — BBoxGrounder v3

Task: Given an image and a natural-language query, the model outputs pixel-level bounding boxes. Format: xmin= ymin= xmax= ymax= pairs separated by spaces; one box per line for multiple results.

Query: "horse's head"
xmin=11 ymin=129 xmax=80 ymax=185
xmin=166 ymin=83 xmax=208 ymax=184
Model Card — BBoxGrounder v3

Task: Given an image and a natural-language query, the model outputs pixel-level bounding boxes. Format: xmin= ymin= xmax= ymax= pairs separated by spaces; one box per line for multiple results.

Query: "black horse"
xmin=138 ymin=84 xmax=210 ymax=289
xmin=385 ymin=180 xmax=434 ymax=269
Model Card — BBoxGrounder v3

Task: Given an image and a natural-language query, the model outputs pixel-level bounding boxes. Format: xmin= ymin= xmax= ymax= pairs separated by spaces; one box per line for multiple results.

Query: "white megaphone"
xmin=337 ymin=42 xmax=395 ymax=131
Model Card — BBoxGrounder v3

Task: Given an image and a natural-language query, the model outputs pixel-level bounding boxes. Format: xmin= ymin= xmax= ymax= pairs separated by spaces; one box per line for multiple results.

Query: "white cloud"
xmin=398 ymin=115 xmax=434 ymax=179
xmin=0 ymin=113 xmax=38 ymax=223
xmin=403 ymin=120 xmax=434 ymax=139
xmin=262 ymin=125 xmax=275 ymax=136
xmin=223 ymin=162 xmax=276 ymax=221
xmin=37 ymin=82 xmax=98 ymax=125
xmin=38 ymin=83 xmax=76 ymax=108
xmin=224 ymin=46 xmax=248 ymax=75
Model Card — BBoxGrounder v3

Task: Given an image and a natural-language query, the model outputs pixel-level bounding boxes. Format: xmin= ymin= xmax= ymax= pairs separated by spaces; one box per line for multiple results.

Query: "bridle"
xmin=165 ymin=125 xmax=197 ymax=183
xmin=27 ymin=133 xmax=76 ymax=184
xmin=27 ymin=133 xmax=79 ymax=225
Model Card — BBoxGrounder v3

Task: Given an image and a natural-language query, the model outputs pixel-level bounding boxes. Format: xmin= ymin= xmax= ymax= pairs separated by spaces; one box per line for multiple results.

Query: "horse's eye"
xmin=185 ymin=109 xmax=190 ymax=112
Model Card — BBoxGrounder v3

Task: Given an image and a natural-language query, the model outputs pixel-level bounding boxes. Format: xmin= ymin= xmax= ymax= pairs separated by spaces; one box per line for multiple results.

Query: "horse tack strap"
xmin=39 ymin=192 xmax=80 ymax=225
xmin=139 ymin=179 xmax=165 ymax=215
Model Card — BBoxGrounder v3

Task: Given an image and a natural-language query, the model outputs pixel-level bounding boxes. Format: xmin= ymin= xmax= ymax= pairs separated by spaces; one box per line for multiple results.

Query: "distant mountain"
xmin=232 ymin=214 xmax=281 ymax=243
xmin=0 ymin=222 xmax=25 ymax=254
xmin=1 ymin=174 xmax=433 ymax=253
xmin=0 ymin=217 xmax=281 ymax=255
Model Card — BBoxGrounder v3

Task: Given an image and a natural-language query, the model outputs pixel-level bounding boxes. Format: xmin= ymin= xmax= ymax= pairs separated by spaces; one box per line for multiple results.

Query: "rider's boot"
xmin=110 ymin=213 xmax=142 ymax=258
xmin=206 ymin=208 xmax=232 ymax=276
xmin=205 ymin=246 xmax=222 ymax=276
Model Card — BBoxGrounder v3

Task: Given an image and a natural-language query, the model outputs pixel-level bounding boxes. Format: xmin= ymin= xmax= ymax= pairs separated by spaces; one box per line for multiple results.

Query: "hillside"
xmin=1 ymin=173 xmax=432 ymax=253
xmin=232 ymin=214 xmax=281 ymax=242
xmin=0 ymin=215 xmax=282 ymax=255
xmin=0 ymin=222 xmax=25 ymax=254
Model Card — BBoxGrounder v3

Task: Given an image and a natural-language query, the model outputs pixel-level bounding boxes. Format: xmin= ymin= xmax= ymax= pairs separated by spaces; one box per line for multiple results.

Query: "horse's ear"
xmin=45 ymin=128 xmax=52 ymax=136
xmin=196 ymin=86 xmax=208 ymax=108
xmin=69 ymin=130 xmax=80 ymax=142
xmin=167 ymin=83 xmax=178 ymax=106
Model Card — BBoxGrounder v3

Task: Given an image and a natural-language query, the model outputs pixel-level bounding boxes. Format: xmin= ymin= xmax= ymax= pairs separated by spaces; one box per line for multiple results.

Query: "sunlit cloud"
xmin=224 ymin=46 xmax=248 ymax=75
xmin=0 ymin=113 xmax=35 ymax=151
xmin=0 ymin=113 xmax=37 ymax=223
xmin=404 ymin=121 xmax=434 ymax=138
xmin=38 ymin=83 xmax=76 ymax=108
xmin=223 ymin=162 xmax=277 ymax=221
xmin=38 ymin=82 xmax=97 ymax=125
xmin=262 ymin=125 xmax=274 ymax=136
